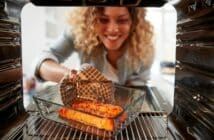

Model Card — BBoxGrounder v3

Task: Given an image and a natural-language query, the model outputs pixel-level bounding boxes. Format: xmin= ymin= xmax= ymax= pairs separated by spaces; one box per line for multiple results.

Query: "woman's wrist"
xmin=40 ymin=60 xmax=72 ymax=83
xmin=61 ymin=66 xmax=70 ymax=76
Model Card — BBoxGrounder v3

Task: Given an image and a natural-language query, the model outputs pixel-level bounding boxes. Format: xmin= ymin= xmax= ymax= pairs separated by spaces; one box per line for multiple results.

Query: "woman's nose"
xmin=107 ymin=21 xmax=119 ymax=33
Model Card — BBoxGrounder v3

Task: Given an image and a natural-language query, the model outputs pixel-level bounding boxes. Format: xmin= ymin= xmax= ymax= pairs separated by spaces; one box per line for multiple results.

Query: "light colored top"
xmin=34 ymin=31 xmax=151 ymax=85
xmin=103 ymin=56 xmax=119 ymax=83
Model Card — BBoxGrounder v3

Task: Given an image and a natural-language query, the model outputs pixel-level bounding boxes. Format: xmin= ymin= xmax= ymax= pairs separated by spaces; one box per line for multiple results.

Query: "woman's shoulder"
xmin=55 ymin=29 xmax=77 ymax=50
xmin=63 ymin=29 xmax=75 ymax=42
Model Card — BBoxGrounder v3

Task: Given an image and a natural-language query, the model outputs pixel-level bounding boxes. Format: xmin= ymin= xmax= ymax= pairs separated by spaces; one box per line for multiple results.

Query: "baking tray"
xmin=33 ymin=84 xmax=146 ymax=138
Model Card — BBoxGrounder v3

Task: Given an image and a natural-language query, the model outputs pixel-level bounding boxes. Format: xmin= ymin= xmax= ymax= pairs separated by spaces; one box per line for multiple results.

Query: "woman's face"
xmin=95 ymin=7 xmax=132 ymax=51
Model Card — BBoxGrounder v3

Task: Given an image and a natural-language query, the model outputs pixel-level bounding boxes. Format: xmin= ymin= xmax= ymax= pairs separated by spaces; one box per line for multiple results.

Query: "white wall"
xmin=146 ymin=4 xmax=177 ymax=107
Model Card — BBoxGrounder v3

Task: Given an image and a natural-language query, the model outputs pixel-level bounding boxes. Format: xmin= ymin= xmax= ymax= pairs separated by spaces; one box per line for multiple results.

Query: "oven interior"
xmin=0 ymin=0 xmax=214 ymax=139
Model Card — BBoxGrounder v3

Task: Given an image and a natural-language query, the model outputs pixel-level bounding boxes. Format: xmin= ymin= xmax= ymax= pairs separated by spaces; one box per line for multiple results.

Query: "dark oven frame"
xmin=0 ymin=0 xmax=213 ymax=139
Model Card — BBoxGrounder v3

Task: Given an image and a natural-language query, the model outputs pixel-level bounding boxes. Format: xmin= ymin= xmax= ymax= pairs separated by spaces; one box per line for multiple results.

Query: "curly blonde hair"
xmin=66 ymin=7 xmax=154 ymax=70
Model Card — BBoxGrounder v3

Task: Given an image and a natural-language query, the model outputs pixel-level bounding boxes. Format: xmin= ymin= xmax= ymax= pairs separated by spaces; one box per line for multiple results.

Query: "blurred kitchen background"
xmin=21 ymin=3 xmax=177 ymax=111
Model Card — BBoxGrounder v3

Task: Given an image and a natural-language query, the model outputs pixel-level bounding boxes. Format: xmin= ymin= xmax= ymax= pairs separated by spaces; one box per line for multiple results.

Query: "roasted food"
xmin=71 ymin=100 xmax=123 ymax=118
xmin=58 ymin=108 xmax=114 ymax=131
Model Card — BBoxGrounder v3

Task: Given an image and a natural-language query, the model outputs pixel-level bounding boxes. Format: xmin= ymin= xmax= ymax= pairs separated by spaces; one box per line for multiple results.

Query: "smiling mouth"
xmin=105 ymin=35 xmax=120 ymax=41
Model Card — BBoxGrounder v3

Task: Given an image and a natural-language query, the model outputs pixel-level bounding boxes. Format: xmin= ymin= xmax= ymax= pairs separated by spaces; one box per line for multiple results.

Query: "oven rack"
xmin=4 ymin=111 xmax=168 ymax=140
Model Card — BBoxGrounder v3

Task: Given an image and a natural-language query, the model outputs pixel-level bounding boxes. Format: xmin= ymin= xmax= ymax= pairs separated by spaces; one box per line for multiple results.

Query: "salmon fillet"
xmin=58 ymin=108 xmax=114 ymax=131
xmin=71 ymin=100 xmax=123 ymax=118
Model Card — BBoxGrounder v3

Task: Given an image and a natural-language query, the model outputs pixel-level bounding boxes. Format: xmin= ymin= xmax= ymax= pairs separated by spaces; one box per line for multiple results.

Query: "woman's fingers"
xmin=69 ymin=69 xmax=78 ymax=82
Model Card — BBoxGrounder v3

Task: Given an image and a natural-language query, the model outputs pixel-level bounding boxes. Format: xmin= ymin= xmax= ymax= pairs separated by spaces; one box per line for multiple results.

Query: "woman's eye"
xmin=117 ymin=19 xmax=129 ymax=24
xmin=98 ymin=18 xmax=109 ymax=24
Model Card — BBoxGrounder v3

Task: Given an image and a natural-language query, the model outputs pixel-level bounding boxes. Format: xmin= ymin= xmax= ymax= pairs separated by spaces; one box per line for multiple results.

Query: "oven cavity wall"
xmin=169 ymin=0 xmax=214 ymax=139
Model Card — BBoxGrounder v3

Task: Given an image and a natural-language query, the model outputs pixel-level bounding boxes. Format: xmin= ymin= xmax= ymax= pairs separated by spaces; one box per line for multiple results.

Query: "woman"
xmin=34 ymin=7 xmax=154 ymax=85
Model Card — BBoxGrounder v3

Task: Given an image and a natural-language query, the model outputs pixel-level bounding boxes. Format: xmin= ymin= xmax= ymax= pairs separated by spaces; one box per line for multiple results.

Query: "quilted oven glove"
xmin=59 ymin=64 xmax=115 ymax=106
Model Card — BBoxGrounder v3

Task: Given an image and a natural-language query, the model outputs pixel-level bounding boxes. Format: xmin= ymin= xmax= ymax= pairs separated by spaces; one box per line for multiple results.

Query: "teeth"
xmin=106 ymin=36 xmax=119 ymax=41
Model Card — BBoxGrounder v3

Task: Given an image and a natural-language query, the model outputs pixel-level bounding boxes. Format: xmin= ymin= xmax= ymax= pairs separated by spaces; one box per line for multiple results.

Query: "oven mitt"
xmin=59 ymin=63 xmax=115 ymax=106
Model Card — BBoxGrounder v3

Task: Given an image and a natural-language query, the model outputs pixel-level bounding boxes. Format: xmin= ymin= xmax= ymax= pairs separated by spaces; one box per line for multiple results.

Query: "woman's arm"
xmin=34 ymin=31 xmax=76 ymax=82
xmin=39 ymin=59 xmax=70 ymax=83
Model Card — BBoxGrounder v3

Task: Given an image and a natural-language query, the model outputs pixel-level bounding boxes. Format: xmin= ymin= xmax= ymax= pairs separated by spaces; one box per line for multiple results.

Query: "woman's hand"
xmin=68 ymin=69 xmax=78 ymax=83
xmin=39 ymin=59 xmax=76 ymax=83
